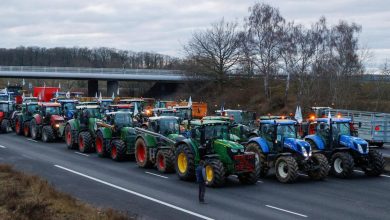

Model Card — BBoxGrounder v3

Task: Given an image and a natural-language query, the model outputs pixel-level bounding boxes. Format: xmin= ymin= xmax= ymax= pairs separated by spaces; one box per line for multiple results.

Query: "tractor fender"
xmin=136 ymin=134 xmax=157 ymax=148
xmin=339 ymin=135 xmax=368 ymax=153
xmin=247 ymin=137 xmax=270 ymax=153
xmin=204 ymin=154 xmax=219 ymax=159
xmin=97 ymin=127 xmax=112 ymax=139
xmin=33 ymin=114 xmax=42 ymax=125
xmin=175 ymin=139 xmax=198 ymax=155
xmin=66 ymin=119 xmax=80 ymax=133
xmin=305 ymin=135 xmax=325 ymax=150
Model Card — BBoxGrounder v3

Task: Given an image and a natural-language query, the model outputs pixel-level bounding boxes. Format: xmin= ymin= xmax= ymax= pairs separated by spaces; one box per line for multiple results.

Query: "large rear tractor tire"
xmin=275 ymin=156 xmax=299 ymax=183
xmin=78 ymin=131 xmax=93 ymax=153
xmin=95 ymin=131 xmax=108 ymax=157
xmin=135 ymin=138 xmax=153 ymax=168
xmin=246 ymin=142 xmax=268 ymax=177
xmin=42 ymin=125 xmax=55 ymax=143
xmin=308 ymin=153 xmax=330 ymax=180
xmin=30 ymin=119 xmax=40 ymax=140
xmin=156 ymin=149 xmax=175 ymax=173
xmin=65 ymin=125 xmax=77 ymax=149
xmin=110 ymin=139 xmax=127 ymax=161
xmin=175 ymin=144 xmax=195 ymax=181
xmin=15 ymin=118 xmax=23 ymax=135
xmin=363 ymin=149 xmax=385 ymax=176
xmin=204 ymin=159 xmax=225 ymax=187
xmin=0 ymin=119 xmax=10 ymax=133
xmin=23 ymin=121 xmax=30 ymax=137
xmin=331 ymin=152 xmax=354 ymax=178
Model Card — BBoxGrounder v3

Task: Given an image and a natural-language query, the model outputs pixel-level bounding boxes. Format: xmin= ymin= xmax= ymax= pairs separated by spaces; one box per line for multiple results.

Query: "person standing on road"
xmin=196 ymin=160 xmax=207 ymax=203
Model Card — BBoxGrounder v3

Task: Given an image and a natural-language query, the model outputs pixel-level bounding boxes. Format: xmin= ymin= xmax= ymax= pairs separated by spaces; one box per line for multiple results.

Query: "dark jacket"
xmin=196 ymin=165 xmax=206 ymax=183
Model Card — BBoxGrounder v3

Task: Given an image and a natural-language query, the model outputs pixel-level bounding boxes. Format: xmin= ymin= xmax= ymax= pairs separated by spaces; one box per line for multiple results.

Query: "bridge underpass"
xmin=0 ymin=66 xmax=192 ymax=97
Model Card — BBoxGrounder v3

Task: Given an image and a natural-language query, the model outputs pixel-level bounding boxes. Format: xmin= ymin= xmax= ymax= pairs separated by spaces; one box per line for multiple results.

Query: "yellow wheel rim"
xmin=177 ymin=152 xmax=188 ymax=173
xmin=206 ymin=165 xmax=214 ymax=183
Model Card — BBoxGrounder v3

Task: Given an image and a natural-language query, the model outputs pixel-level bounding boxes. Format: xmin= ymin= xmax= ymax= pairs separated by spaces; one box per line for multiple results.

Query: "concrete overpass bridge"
xmin=0 ymin=66 xmax=192 ymax=97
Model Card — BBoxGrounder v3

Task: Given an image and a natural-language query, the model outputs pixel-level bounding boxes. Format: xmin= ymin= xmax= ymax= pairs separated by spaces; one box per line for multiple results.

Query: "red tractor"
xmin=29 ymin=102 xmax=65 ymax=142
xmin=0 ymin=101 xmax=15 ymax=133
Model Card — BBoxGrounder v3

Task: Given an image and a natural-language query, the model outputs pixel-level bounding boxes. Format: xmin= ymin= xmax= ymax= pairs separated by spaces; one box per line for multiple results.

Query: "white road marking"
xmin=0 ymin=144 xmax=6 ymax=148
xmin=54 ymin=165 xmax=214 ymax=220
xmin=145 ymin=171 xmax=168 ymax=179
xmin=74 ymin=152 xmax=90 ymax=157
xmin=266 ymin=205 xmax=308 ymax=218
xmin=257 ymin=180 xmax=263 ymax=183
xmin=354 ymin=169 xmax=390 ymax=178
xmin=27 ymin=139 xmax=38 ymax=143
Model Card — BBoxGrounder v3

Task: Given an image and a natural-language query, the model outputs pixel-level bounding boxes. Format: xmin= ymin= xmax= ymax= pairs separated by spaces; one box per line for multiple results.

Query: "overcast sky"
xmin=1 ymin=0 xmax=389 ymax=68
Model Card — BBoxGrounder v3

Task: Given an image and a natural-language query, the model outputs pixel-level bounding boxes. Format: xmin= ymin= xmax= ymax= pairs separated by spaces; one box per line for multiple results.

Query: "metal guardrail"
xmin=0 ymin=66 xmax=186 ymax=76
xmin=326 ymin=109 xmax=390 ymax=143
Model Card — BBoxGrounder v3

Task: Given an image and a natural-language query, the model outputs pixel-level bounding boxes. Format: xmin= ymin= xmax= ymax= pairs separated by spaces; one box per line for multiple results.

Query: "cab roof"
xmin=109 ymin=104 xmax=133 ymax=108
xmin=316 ymin=117 xmax=351 ymax=123
xmin=120 ymin=98 xmax=144 ymax=102
xmin=202 ymin=116 xmax=230 ymax=121
xmin=260 ymin=119 xmax=297 ymax=125
xmin=57 ymin=99 xmax=79 ymax=103
xmin=105 ymin=111 xmax=133 ymax=116
xmin=76 ymin=105 xmax=100 ymax=109
xmin=148 ymin=116 xmax=179 ymax=121
xmin=39 ymin=102 xmax=61 ymax=107
xmin=191 ymin=119 xmax=229 ymax=126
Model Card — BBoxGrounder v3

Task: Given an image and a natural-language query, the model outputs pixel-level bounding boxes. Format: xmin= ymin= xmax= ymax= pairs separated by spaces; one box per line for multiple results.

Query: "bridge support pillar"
xmin=107 ymin=80 xmax=119 ymax=97
xmin=88 ymin=80 xmax=98 ymax=97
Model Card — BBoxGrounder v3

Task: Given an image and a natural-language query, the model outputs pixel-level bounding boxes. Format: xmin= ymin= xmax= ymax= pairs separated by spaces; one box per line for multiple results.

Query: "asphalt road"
xmin=0 ymin=133 xmax=390 ymax=220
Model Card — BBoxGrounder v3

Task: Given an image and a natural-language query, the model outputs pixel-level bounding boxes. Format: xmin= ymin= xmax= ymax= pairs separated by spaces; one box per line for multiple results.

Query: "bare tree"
xmin=245 ymin=3 xmax=285 ymax=102
xmin=184 ymin=18 xmax=241 ymax=87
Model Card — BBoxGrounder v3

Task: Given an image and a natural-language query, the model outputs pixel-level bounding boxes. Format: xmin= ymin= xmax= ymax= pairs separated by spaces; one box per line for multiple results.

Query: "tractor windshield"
xmin=45 ymin=107 xmax=60 ymax=115
xmin=333 ymin=122 xmax=351 ymax=136
xmin=225 ymin=111 xmax=242 ymax=123
xmin=101 ymin=101 xmax=112 ymax=109
xmin=159 ymin=119 xmax=179 ymax=135
xmin=27 ymin=105 xmax=38 ymax=113
xmin=0 ymin=96 xmax=8 ymax=101
xmin=63 ymin=102 xmax=76 ymax=111
xmin=276 ymin=124 xmax=297 ymax=141
xmin=0 ymin=103 xmax=9 ymax=112
xmin=114 ymin=113 xmax=133 ymax=127
xmin=175 ymin=108 xmax=192 ymax=120
xmin=87 ymin=108 xmax=100 ymax=118
xmin=204 ymin=124 xmax=230 ymax=140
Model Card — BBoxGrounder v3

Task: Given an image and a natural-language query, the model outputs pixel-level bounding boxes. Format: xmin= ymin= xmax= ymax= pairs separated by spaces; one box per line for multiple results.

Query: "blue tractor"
xmin=57 ymin=99 xmax=79 ymax=120
xmin=304 ymin=117 xmax=385 ymax=178
xmin=246 ymin=119 xmax=329 ymax=183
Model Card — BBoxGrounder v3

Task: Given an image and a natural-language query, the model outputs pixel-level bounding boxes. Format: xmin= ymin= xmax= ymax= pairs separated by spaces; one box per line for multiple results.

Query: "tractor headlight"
xmin=301 ymin=146 xmax=308 ymax=157
xmin=357 ymin=144 xmax=364 ymax=153
xmin=55 ymin=124 xmax=60 ymax=128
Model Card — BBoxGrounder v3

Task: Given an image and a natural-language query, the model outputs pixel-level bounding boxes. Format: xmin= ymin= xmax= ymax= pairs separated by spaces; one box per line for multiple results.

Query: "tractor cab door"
xmin=316 ymin=122 xmax=331 ymax=146
xmin=260 ymin=124 xmax=276 ymax=152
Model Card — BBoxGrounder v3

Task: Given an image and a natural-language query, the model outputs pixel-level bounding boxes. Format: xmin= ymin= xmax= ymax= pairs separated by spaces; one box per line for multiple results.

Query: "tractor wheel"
xmin=246 ymin=142 xmax=268 ymax=177
xmin=363 ymin=150 xmax=385 ymax=176
xmin=275 ymin=156 xmax=299 ymax=183
xmin=238 ymin=156 xmax=259 ymax=185
xmin=0 ymin=119 xmax=10 ymax=133
xmin=23 ymin=121 xmax=30 ymax=137
xmin=204 ymin=159 xmax=225 ymax=187
xmin=331 ymin=152 xmax=354 ymax=178
xmin=42 ymin=126 xmax=55 ymax=143
xmin=175 ymin=144 xmax=196 ymax=181
xmin=30 ymin=119 xmax=40 ymax=140
xmin=110 ymin=139 xmax=127 ymax=161
xmin=95 ymin=131 xmax=108 ymax=157
xmin=156 ymin=149 xmax=175 ymax=173
xmin=15 ymin=118 xmax=23 ymax=135
xmin=308 ymin=153 xmax=330 ymax=180
xmin=65 ymin=125 xmax=77 ymax=149
xmin=135 ymin=138 xmax=153 ymax=168
xmin=78 ymin=131 xmax=93 ymax=153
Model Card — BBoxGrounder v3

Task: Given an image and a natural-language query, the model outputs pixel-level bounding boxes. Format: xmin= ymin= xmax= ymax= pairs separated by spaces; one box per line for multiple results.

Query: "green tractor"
xmin=14 ymin=102 xmax=39 ymax=136
xmin=95 ymin=112 xmax=137 ymax=161
xmin=134 ymin=116 xmax=183 ymax=173
xmin=174 ymin=120 xmax=259 ymax=187
xmin=62 ymin=105 xmax=102 ymax=153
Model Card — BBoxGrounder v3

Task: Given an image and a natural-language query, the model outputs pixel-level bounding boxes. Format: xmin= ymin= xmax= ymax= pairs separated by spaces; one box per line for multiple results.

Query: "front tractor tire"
xmin=246 ymin=142 xmax=268 ymax=177
xmin=110 ymin=139 xmax=127 ymax=161
xmin=175 ymin=144 xmax=195 ymax=181
xmin=135 ymin=138 xmax=153 ymax=168
xmin=204 ymin=159 xmax=225 ymax=187
xmin=95 ymin=131 xmax=108 ymax=157
xmin=78 ymin=131 xmax=93 ymax=153
xmin=308 ymin=153 xmax=330 ymax=180
xmin=65 ymin=125 xmax=77 ymax=149
xmin=156 ymin=149 xmax=175 ymax=173
xmin=0 ymin=119 xmax=11 ymax=133
xmin=15 ymin=118 xmax=23 ymax=135
xmin=23 ymin=121 xmax=30 ymax=137
xmin=331 ymin=152 xmax=354 ymax=178
xmin=30 ymin=119 xmax=40 ymax=140
xmin=275 ymin=156 xmax=299 ymax=183
xmin=42 ymin=126 xmax=55 ymax=143
xmin=363 ymin=150 xmax=385 ymax=176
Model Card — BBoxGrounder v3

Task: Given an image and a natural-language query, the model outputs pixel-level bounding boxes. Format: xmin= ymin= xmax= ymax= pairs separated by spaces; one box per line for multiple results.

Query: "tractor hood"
xmin=214 ymin=139 xmax=244 ymax=151
xmin=51 ymin=115 xmax=64 ymax=122
xmin=339 ymin=135 xmax=369 ymax=154
xmin=284 ymin=138 xmax=311 ymax=157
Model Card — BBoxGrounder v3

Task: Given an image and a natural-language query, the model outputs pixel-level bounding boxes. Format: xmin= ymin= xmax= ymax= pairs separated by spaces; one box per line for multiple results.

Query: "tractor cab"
xmin=216 ymin=109 xmax=257 ymax=126
xmin=105 ymin=112 xmax=133 ymax=128
xmin=148 ymin=116 xmax=180 ymax=136
xmin=152 ymin=108 xmax=177 ymax=117
xmin=173 ymin=106 xmax=192 ymax=121
xmin=0 ymin=94 xmax=9 ymax=101
xmin=0 ymin=101 xmax=14 ymax=115
xmin=119 ymin=98 xmax=144 ymax=113
xmin=57 ymin=99 xmax=79 ymax=119
xmin=98 ymin=99 xmax=113 ymax=113
xmin=75 ymin=105 xmax=101 ymax=120
xmin=23 ymin=96 xmax=39 ymax=104
xmin=22 ymin=102 xmax=39 ymax=116
xmin=37 ymin=102 xmax=62 ymax=124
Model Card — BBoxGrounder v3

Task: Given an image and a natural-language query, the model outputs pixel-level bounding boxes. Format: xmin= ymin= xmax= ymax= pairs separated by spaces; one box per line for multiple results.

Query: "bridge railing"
xmin=0 ymin=66 xmax=186 ymax=76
